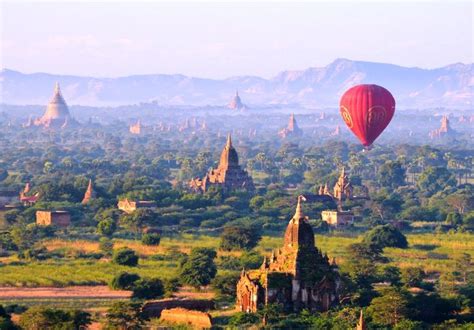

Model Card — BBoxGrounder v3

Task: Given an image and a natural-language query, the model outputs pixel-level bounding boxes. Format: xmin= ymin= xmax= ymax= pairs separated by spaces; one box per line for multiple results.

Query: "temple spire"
xmin=54 ymin=82 xmax=61 ymax=95
xmin=226 ymin=133 xmax=232 ymax=148
xmin=293 ymin=195 xmax=306 ymax=221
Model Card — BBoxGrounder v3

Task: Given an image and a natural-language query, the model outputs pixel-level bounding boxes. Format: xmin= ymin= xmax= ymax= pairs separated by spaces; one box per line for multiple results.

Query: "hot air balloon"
xmin=339 ymin=84 xmax=395 ymax=147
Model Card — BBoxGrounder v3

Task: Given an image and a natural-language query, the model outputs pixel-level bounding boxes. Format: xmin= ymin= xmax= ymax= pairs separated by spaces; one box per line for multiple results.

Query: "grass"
xmin=0 ymin=232 xmax=472 ymax=287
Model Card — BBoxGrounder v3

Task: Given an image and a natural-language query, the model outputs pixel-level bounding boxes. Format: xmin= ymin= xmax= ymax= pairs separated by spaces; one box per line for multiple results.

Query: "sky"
xmin=1 ymin=1 xmax=472 ymax=79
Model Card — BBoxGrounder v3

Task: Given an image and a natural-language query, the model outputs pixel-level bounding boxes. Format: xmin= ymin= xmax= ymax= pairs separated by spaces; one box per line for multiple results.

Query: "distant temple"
xmin=81 ymin=179 xmax=96 ymax=205
xmin=429 ymin=115 xmax=455 ymax=139
xmin=129 ymin=120 xmax=142 ymax=135
xmin=318 ymin=167 xmax=353 ymax=202
xmin=278 ymin=114 xmax=303 ymax=138
xmin=236 ymin=196 xmax=340 ymax=313
xmin=189 ymin=134 xmax=254 ymax=193
xmin=228 ymin=90 xmax=246 ymax=110
xmin=32 ymin=83 xmax=76 ymax=129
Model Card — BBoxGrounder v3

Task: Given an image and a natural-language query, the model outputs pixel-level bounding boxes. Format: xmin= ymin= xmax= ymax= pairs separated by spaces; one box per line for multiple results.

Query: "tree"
xmin=219 ymin=226 xmax=262 ymax=251
xmin=379 ymin=265 xmax=402 ymax=287
xmin=454 ymin=253 xmax=472 ymax=283
xmin=445 ymin=212 xmax=463 ymax=226
xmin=363 ymin=225 xmax=408 ymax=249
xmin=367 ymin=288 xmax=410 ymax=326
xmin=378 ymin=161 xmax=406 ymax=189
xmin=445 ymin=191 xmax=474 ymax=215
xmin=401 ymin=267 xmax=425 ymax=288
xmin=131 ymin=278 xmax=164 ymax=300
xmin=179 ymin=248 xmax=217 ymax=288
xmin=0 ymin=305 xmax=15 ymax=330
xmin=212 ymin=272 xmax=240 ymax=296
xmin=18 ymin=306 xmax=91 ymax=330
xmin=97 ymin=219 xmax=116 ymax=237
xmin=104 ymin=302 xmax=145 ymax=329
xmin=110 ymin=272 xmax=140 ymax=290
xmin=99 ymin=237 xmax=114 ymax=256
xmin=417 ymin=166 xmax=456 ymax=196
xmin=113 ymin=248 xmax=139 ymax=267
xmin=141 ymin=233 xmax=161 ymax=246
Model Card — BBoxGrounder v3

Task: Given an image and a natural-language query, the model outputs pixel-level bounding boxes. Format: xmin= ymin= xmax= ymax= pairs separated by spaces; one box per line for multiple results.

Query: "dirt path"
xmin=0 ymin=286 xmax=131 ymax=299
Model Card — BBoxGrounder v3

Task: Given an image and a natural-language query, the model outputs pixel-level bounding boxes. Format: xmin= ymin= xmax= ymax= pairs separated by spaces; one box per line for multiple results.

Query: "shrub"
xmin=219 ymin=226 xmax=262 ymax=251
xmin=110 ymin=272 xmax=140 ymax=290
xmin=229 ymin=312 xmax=260 ymax=326
xmin=212 ymin=272 xmax=240 ymax=296
xmin=105 ymin=302 xmax=145 ymax=329
xmin=112 ymin=248 xmax=139 ymax=267
xmin=363 ymin=224 xmax=408 ymax=249
xmin=163 ymin=277 xmax=181 ymax=297
xmin=179 ymin=248 xmax=217 ymax=288
xmin=97 ymin=219 xmax=116 ymax=237
xmin=99 ymin=237 xmax=114 ymax=256
xmin=18 ymin=306 xmax=91 ymax=330
xmin=401 ymin=267 xmax=425 ymax=287
xmin=131 ymin=278 xmax=164 ymax=300
xmin=141 ymin=233 xmax=161 ymax=246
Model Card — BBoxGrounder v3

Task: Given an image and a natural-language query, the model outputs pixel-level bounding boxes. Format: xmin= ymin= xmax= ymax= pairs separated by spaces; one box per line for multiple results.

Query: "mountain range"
xmin=1 ymin=59 xmax=472 ymax=108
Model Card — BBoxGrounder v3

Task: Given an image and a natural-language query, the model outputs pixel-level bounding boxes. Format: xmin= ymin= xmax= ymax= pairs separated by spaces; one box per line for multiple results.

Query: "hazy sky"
xmin=1 ymin=1 xmax=472 ymax=78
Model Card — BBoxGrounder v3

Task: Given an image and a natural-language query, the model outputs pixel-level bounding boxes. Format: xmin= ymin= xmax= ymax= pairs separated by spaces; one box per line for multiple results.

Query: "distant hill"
xmin=1 ymin=59 xmax=472 ymax=108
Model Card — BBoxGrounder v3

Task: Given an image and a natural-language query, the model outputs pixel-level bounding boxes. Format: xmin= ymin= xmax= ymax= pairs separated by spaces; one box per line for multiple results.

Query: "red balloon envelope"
xmin=339 ymin=84 xmax=395 ymax=147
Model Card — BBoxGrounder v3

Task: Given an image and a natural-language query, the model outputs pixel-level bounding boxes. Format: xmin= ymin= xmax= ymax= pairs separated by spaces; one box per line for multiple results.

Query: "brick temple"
xmin=189 ymin=134 xmax=254 ymax=193
xmin=236 ymin=196 xmax=340 ymax=313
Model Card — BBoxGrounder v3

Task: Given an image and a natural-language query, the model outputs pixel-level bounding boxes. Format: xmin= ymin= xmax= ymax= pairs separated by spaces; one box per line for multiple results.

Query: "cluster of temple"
xmin=189 ymin=134 xmax=254 ymax=193
xmin=236 ymin=196 xmax=340 ymax=313
xmin=318 ymin=167 xmax=353 ymax=202
xmin=317 ymin=168 xmax=370 ymax=228
xmin=278 ymin=114 xmax=303 ymax=139
xmin=24 ymin=83 xmax=77 ymax=129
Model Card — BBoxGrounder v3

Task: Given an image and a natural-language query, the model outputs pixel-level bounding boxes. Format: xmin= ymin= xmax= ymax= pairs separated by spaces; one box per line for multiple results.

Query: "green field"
xmin=0 ymin=232 xmax=472 ymax=287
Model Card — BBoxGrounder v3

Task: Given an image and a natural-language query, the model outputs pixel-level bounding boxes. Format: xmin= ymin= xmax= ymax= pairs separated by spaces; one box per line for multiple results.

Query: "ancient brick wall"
xmin=160 ymin=308 xmax=212 ymax=328
xmin=142 ymin=299 xmax=214 ymax=318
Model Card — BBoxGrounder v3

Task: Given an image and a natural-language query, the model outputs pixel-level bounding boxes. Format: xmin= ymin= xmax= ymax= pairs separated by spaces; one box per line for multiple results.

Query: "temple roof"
xmin=284 ymin=196 xmax=315 ymax=249
xmin=218 ymin=133 xmax=239 ymax=168
xmin=40 ymin=82 xmax=71 ymax=121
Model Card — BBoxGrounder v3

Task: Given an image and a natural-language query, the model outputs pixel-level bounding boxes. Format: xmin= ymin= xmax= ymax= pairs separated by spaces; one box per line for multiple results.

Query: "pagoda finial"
xmin=236 ymin=89 xmax=239 ymax=97
xmin=226 ymin=133 xmax=232 ymax=148
xmin=294 ymin=195 xmax=306 ymax=220
xmin=54 ymin=82 xmax=61 ymax=95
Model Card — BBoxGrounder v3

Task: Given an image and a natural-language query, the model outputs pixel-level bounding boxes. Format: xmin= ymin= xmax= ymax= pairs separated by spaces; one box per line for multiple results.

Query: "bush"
xmin=212 ymin=272 xmax=240 ymax=296
xmin=109 ymin=272 xmax=140 ymax=290
xmin=99 ymin=237 xmax=114 ymax=256
xmin=219 ymin=226 xmax=262 ymax=251
xmin=18 ymin=306 xmax=91 ymax=330
xmin=105 ymin=302 xmax=145 ymax=329
xmin=401 ymin=267 xmax=425 ymax=287
xmin=363 ymin=224 xmax=408 ymax=249
xmin=163 ymin=277 xmax=181 ymax=297
xmin=112 ymin=248 xmax=139 ymax=267
xmin=97 ymin=219 xmax=116 ymax=237
xmin=141 ymin=233 xmax=161 ymax=246
xmin=131 ymin=278 xmax=164 ymax=300
xmin=179 ymin=248 xmax=217 ymax=288
xmin=229 ymin=312 xmax=260 ymax=326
